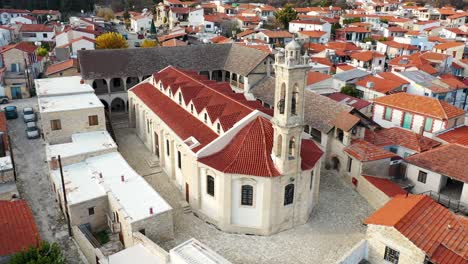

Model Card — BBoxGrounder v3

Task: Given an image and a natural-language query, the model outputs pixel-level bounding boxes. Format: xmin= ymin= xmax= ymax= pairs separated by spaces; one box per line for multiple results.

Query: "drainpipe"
xmin=58 ymin=155 xmax=73 ymax=237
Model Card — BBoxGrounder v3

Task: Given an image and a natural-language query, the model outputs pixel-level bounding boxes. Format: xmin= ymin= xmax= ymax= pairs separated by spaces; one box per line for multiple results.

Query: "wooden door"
xmin=154 ymin=132 xmax=159 ymax=157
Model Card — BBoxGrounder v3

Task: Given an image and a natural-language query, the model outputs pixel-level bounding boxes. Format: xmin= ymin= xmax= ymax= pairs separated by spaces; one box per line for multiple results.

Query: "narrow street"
xmin=5 ymin=98 xmax=85 ymax=263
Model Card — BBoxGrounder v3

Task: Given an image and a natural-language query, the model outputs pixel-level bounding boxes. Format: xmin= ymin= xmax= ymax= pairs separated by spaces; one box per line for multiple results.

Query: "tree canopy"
xmin=275 ymin=4 xmax=298 ymax=29
xmin=141 ymin=39 xmax=157 ymax=48
xmin=96 ymin=32 xmax=129 ymax=49
xmin=9 ymin=241 xmax=65 ymax=264
xmin=340 ymin=85 xmax=359 ymax=97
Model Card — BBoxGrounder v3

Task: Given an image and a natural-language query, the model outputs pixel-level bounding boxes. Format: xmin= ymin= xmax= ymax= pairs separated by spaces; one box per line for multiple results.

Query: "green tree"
xmin=37 ymin=47 xmax=48 ymax=57
xmin=341 ymin=85 xmax=359 ymax=97
xmin=123 ymin=10 xmax=131 ymax=20
xmin=9 ymin=241 xmax=65 ymax=264
xmin=141 ymin=39 xmax=157 ymax=48
xmin=150 ymin=19 xmax=157 ymax=34
xmin=343 ymin=17 xmax=361 ymax=25
xmin=331 ymin=23 xmax=341 ymax=40
xmin=275 ymin=4 xmax=298 ymax=29
xmin=96 ymin=32 xmax=129 ymax=49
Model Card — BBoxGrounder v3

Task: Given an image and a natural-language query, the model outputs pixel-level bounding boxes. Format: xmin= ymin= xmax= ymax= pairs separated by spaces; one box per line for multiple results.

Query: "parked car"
xmin=137 ymin=33 xmax=144 ymax=39
xmin=25 ymin=122 xmax=40 ymax=139
xmin=4 ymin=106 xmax=18 ymax=119
xmin=0 ymin=96 xmax=8 ymax=104
xmin=23 ymin=107 xmax=36 ymax=123
xmin=134 ymin=42 xmax=141 ymax=47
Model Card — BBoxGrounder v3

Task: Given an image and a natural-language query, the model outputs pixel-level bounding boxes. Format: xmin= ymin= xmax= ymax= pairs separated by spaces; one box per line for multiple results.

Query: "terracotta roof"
xmin=169 ymin=7 xmax=190 ymax=14
xmin=298 ymin=30 xmax=327 ymax=38
xmin=336 ymin=64 xmax=356 ymax=71
xmin=326 ymin=41 xmax=361 ymax=51
xmin=437 ymin=126 xmax=468 ymax=146
xmin=350 ymin=51 xmax=385 ymax=62
xmin=405 ymin=144 xmax=468 ymax=182
xmin=0 ymin=200 xmax=40 ymax=256
xmin=234 ymin=42 xmax=272 ymax=53
xmin=365 ymin=195 xmax=468 ymax=264
xmin=420 ymin=51 xmax=449 ymax=62
xmin=448 ymin=12 xmax=468 ymax=19
xmin=259 ymin=30 xmax=292 ymax=38
xmin=45 ymin=59 xmax=78 ymax=76
xmin=162 ymin=38 xmax=187 ymax=47
xmin=434 ymin=41 xmax=465 ymax=50
xmin=0 ymin=42 xmax=36 ymax=54
xmin=236 ymin=16 xmax=261 ymax=23
xmin=334 ymin=111 xmax=360 ymax=131
xmin=211 ymin=35 xmax=229 ymax=43
xmin=290 ymin=19 xmax=326 ymax=25
xmin=362 ymin=175 xmax=406 ymax=197
xmin=386 ymin=26 xmax=407 ymax=32
xmin=19 ymin=24 xmax=54 ymax=32
xmin=310 ymin=57 xmax=333 ymax=67
xmin=307 ymin=71 xmax=330 ymax=85
xmin=157 ymin=32 xmax=186 ymax=42
xmin=204 ymin=14 xmax=230 ymax=23
xmin=56 ymin=36 xmax=95 ymax=48
xmin=364 ymin=127 xmax=441 ymax=153
xmin=338 ymin=27 xmax=370 ymax=33
xmin=199 ymin=116 xmax=323 ymax=176
xmin=237 ymin=29 xmax=256 ymax=38
xmin=0 ymin=9 xmax=30 ymax=14
xmin=439 ymin=74 xmax=467 ymax=89
xmin=373 ymin=93 xmax=465 ymax=120
xmin=380 ymin=40 xmax=418 ymax=50
xmin=356 ymin=76 xmax=403 ymax=94
xmin=327 ymin=93 xmax=371 ymax=110
xmin=376 ymin=72 xmax=409 ymax=85
xmin=306 ymin=43 xmax=327 ymax=53
xmin=31 ymin=9 xmax=61 ymax=15
xmin=344 ymin=139 xmax=396 ymax=161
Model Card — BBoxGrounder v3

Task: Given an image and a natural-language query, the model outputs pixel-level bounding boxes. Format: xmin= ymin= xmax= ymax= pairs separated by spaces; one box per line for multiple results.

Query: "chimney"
xmin=121 ymin=175 xmax=125 ymax=182
xmin=149 ymin=207 xmax=154 ymax=215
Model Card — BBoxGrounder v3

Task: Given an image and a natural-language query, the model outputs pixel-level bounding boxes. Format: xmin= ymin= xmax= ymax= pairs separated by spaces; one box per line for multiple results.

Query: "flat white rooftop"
xmin=38 ymin=93 xmax=103 ymax=113
xmin=46 ymin=131 xmax=117 ymax=161
xmin=170 ymin=238 xmax=232 ymax=264
xmin=35 ymin=76 xmax=94 ymax=98
xmin=107 ymin=244 xmax=163 ymax=264
xmin=51 ymin=152 xmax=172 ymax=221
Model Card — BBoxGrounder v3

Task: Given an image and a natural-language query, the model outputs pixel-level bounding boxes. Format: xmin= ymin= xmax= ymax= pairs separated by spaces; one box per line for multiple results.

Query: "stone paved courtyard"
xmin=114 ymin=121 xmax=374 ymax=264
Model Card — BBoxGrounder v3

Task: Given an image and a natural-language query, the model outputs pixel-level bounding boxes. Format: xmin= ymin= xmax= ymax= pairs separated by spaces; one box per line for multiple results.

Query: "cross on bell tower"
xmin=271 ymin=39 xmax=311 ymax=175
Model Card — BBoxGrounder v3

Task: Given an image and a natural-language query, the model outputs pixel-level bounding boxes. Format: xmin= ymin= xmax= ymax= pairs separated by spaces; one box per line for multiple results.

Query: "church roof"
xmin=199 ymin=116 xmax=323 ymax=177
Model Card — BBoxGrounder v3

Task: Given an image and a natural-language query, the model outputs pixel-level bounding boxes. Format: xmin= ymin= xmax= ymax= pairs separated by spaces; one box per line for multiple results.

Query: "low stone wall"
xmin=72 ymin=225 xmax=104 ymax=264
xmin=336 ymin=239 xmax=368 ymax=264
xmin=133 ymin=232 xmax=170 ymax=263
xmin=355 ymin=175 xmax=391 ymax=209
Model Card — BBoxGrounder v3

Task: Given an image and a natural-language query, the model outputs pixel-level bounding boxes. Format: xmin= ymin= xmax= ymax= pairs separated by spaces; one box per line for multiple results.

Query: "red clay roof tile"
xmin=362 ymin=175 xmax=406 ymax=197
xmin=344 ymin=139 xmax=396 ymax=161
xmin=437 ymin=126 xmax=468 ymax=146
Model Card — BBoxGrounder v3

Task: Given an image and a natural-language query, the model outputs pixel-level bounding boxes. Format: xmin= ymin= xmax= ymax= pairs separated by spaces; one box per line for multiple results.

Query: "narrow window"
xmin=217 ymin=123 xmax=221 ymax=134
xmin=384 ymin=246 xmax=400 ymax=264
xmin=278 ymin=84 xmax=286 ymax=114
xmin=204 ymin=113 xmax=208 ymax=124
xmin=310 ymin=170 xmax=314 ymax=190
xmin=207 ymin=175 xmax=215 ymax=196
xmin=88 ymin=115 xmax=98 ymax=126
xmin=190 ymin=104 xmax=194 ymax=114
xmin=418 ymin=171 xmax=427 ymax=183
xmin=88 ymin=207 xmax=95 ymax=216
xmin=402 ymin=112 xmax=413 ymax=129
xmin=288 ymin=137 xmax=296 ymax=159
xmin=284 ymin=184 xmax=294 ymax=205
xmin=50 ymin=119 xmax=61 ymax=130
xmin=166 ymin=140 xmax=170 ymax=156
xmin=384 ymin=107 xmax=392 ymax=120
xmin=347 ymin=157 xmax=353 ymax=173
xmin=303 ymin=125 xmax=310 ymax=134
xmin=177 ymin=151 xmax=181 ymax=169
xmin=291 ymin=88 xmax=298 ymax=115
xmin=241 ymin=185 xmax=253 ymax=206
xmin=178 ymin=93 xmax=182 ymax=105
xmin=424 ymin=117 xmax=433 ymax=132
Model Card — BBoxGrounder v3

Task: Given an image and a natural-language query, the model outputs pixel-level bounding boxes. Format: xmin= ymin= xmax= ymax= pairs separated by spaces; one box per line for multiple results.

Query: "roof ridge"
xmin=223 ymin=117 xmax=258 ymax=172
xmin=259 ymin=117 xmax=275 ymax=176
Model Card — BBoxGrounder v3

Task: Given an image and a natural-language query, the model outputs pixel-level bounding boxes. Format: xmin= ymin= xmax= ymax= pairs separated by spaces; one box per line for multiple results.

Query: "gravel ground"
xmin=5 ymin=98 xmax=85 ymax=263
xmin=114 ymin=121 xmax=374 ymax=264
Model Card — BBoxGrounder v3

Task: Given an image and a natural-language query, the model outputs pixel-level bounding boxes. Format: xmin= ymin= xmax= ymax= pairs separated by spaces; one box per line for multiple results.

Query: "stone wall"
xmin=69 ymin=196 xmax=109 ymax=232
xmin=72 ymin=225 xmax=103 ymax=264
xmin=336 ymin=239 xmax=368 ymax=264
xmin=131 ymin=210 xmax=174 ymax=245
xmin=132 ymin=232 xmax=170 ymax=263
xmin=355 ymin=175 xmax=391 ymax=209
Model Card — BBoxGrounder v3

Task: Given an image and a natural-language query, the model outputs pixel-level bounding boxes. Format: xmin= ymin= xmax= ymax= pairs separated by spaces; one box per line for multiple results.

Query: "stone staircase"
xmin=179 ymin=201 xmax=192 ymax=214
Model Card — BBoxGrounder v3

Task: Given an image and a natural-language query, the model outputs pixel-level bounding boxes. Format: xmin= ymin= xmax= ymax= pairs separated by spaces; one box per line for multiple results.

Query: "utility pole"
xmin=58 ymin=155 xmax=73 ymax=237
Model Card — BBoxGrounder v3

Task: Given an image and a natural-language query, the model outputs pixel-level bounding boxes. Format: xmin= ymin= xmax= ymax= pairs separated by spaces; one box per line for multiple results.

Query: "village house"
xmin=236 ymin=15 xmax=262 ymax=30
xmin=382 ymin=26 xmax=408 ymax=38
xmin=19 ymin=24 xmax=55 ymax=43
xmin=9 ymin=15 xmax=37 ymax=24
xmin=446 ymin=12 xmax=467 ymax=28
xmin=30 ymin=9 xmax=61 ymax=22
xmin=297 ymin=30 xmax=328 ymax=44
xmin=349 ymin=51 xmax=385 ymax=72
xmin=0 ymin=111 xmax=15 ymax=200
xmin=253 ymin=30 xmax=292 ymax=46
xmin=372 ymin=93 xmax=465 ymax=137
xmin=0 ymin=42 xmax=41 ymax=99
xmin=55 ymin=36 xmax=95 ymax=59
xmin=127 ymin=42 xmax=324 ymax=235
xmin=0 ymin=8 xmax=30 ymax=24
xmin=355 ymin=73 xmax=409 ymax=100
xmin=436 ymin=125 xmax=468 ymax=146
xmin=130 ymin=12 xmax=153 ymax=33
xmin=356 ymin=195 xmax=468 ymax=264
xmin=376 ymin=40 xmax=418 ymax=59
xmin=387 ymin=52 xmax=449 ymax=75
xmin=0 ymin=26 xmax=13 ymax=46
xmin=45 ymin=59 xmax=79 ymax=77
xmin=405 ymin=144 xmax=468 ymax=210
xmin=433 ymin=41 xmax=465 ymax=60
xmin=288 ymin=19 xmax=331 ymax=40
xmin=335 ymin=27 xmax=371 ymax=44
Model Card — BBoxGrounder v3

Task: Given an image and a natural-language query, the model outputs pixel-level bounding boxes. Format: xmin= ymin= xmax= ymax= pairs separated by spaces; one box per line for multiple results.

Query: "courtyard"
xmin=113 ymin=113 xmax=374 ymax=264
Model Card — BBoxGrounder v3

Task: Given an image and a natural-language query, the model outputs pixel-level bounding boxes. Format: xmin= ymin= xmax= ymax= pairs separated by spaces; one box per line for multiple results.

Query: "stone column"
xmin=105 ymin=78 xmax=111 ymax=94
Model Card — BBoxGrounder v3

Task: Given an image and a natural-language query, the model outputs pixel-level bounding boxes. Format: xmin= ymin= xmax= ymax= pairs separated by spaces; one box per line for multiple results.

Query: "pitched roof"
xmin=380 ymin=40 xmax=418 ymax=50
xmin=307 ymin=71 xmax=331 ymax=85
xmin=355 ymin=76 xmax=404 ymax=94
xmin=376 ymin=72 xmax=409 ymax=85
xmin=161 ymin=38 xmax=187 ymax=47
xmin=326 ymin=41 xmax=361 ymax=52
xmin=365 ymin=195 xmax=467 ymax=264
xmin=373 ymin=93 xmax=465 ymax=120
xmin=334 ymin=111 xmax=360 ymax=131
xmin=405 ymin=144 xmax=468 ymax=183
xmin=350 ymin=51 xmax=385 ymax=62
xmin=56 ymin=36 xmax=95 ymax=48
xmin=298 ymin=30 xmax=327 ymax=38
xmin=31 ymin=9 xmax=61 ymax=15
xmin=437 ymin=126 xmax=468 ymax=146
xmin=199 ymin=116 xmax=323 ymax=176
xmin=0 ymin=42 xmax=36 ymax=54
xmin=362 ymin=175 xmax=406 ymax=198
xmin=344 ymin=139 xmax=397 ymax=161
xmin=337 ymin=27 xmax=370 ymax=33
xmin=0 ymin=200 xmax=40 ymax=256
xmin=434 ymin=41 xmax=465 ymax=50
xmin=364 ymin=127 xmax=441 ymax=153
xmin=19 ymin=24 xmax=54 ymax=32
xmin=258 ymin=30 xmax=292 ymax=38
xmin=45 ymin=59 xmax=78 ymax=76
xmin=78 ymin=44 xmax=270 ymax=80
xmin=327 ymin=92 xmax=371 ymax=110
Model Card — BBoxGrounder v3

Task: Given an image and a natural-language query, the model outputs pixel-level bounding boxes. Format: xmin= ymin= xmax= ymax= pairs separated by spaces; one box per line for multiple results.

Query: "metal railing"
xmin=420 ymin=190 xmax=467 ymax=215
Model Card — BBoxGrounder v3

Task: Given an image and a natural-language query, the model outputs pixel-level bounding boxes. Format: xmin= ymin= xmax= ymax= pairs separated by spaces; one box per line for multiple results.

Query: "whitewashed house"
xmin=19 ymin=24 xmax=55 ymax=43
xmin=288 ymin=20 xmax=331 ymax=40
xmin=130 ymin=12 xmax=153 ymax=33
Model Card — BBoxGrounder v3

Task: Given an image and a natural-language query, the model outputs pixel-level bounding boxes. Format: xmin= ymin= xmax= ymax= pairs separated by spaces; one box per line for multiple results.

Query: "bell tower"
xmin=271 ymin=39 xmax=311 ymax=175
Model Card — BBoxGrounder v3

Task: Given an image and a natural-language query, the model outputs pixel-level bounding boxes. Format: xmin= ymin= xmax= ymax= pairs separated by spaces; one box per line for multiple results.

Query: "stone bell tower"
xmin=271 ymin=39 xmax=311 ymax=175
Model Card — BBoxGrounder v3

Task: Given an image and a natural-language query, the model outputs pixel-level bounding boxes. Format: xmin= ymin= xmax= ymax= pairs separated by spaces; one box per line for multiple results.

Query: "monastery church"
xmin=128 ymin=40 xmax=324 ymax=235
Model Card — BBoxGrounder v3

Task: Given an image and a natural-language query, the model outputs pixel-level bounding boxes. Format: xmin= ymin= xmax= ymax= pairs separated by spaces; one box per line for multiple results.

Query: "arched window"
xmin=204 ymin=113 xmax=208 ymax=123
xmin=291 ymin=85 xmax=298 ymax=115
xmin=288 ymin=137 xmax=296 ymax=159
xmin=278 ymin=83 xmax=286 ymax=114
xmin=276 ymin=134 xmax=282 ymax=157
xmin=166 ymin=139 xmax=170 ymax=156
xmin=284 ymin=184 xmax=294 ymax=205
xmin=178 ymin=93 xmax=182 ymax=105
xmin=241 ymin=185 xmax=253 ymax=206
xmin=304 ymin=125 xmax=310 ymax=134
xmin=207 ymin=175 xmax=215 ymax=196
